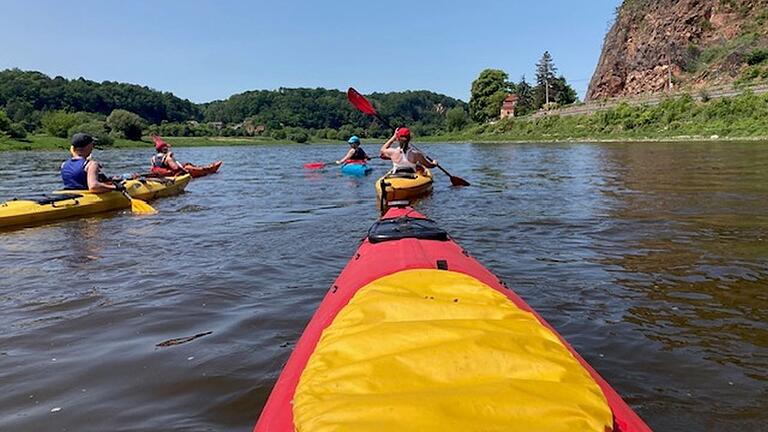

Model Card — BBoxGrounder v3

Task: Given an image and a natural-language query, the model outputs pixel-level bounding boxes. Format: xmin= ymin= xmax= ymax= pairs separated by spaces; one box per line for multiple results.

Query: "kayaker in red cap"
xmin=150 ymin=136 xmax=188 ymax=176
xmin=380 ymin=127 xmax=437 ymax=173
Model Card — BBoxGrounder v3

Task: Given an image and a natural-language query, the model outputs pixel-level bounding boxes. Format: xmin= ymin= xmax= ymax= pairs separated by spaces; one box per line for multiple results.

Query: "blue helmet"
xmin=347 ymin=135 xmax=361 ymax=144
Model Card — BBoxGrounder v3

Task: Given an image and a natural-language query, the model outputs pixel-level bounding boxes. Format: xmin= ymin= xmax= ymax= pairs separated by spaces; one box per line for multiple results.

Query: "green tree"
xmin=107 ymin=109 xmax=145 ymax=140
xmin=42 ymin=111 xmax=85 ymax=138
xmin=68 ymin=120 xmax=114 ymax=146
xmin=469 ymin=69 xmax=510 ymax=123
xmin=514 ymin=76 xmax=535 ymax=116
xmin=532 ymin=52 xmax=577 ymax=109
xmin=533 ymin=51 xmax=558 ymax=109
xmin=446 ymin=106 xmax=469 ymax=131
xmin=551 ymin=76 xmax=578 ymax=105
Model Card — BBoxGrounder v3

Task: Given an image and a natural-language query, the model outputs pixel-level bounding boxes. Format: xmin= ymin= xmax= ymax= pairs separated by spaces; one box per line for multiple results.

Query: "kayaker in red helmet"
xmin=380 ymin=127 xmax=437 ymax=173
xmin=150 ymin=137 xmax=188 ymax=176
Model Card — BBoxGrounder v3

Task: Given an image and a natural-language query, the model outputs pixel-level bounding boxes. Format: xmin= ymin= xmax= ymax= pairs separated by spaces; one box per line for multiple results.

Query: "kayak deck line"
xmin=254 ymin=208 xmax=652 ymax=432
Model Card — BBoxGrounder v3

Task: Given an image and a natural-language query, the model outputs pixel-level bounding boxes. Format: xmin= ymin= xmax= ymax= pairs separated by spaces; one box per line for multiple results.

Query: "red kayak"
xmin=184 ymin=160 xmax=222 ymax=178
xmin=254 ymin=206 xmax=652 ymax=432
xmin=149 ymin=161 xmax=223 ymax=178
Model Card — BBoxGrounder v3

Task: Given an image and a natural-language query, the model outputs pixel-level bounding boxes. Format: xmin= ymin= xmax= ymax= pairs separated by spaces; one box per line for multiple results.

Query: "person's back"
xmin=61 ymin=157 xmax=89 ymax=190
xmin=60 ymin=133 xmax=122 ymax=194
xmin=380 ymin=127 xmax=436 ymax=174
xmin=350 ymin=146 xmax=367 ymax=161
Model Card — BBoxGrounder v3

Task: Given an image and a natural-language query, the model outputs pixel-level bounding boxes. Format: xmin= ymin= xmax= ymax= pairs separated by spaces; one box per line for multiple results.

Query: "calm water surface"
xmin=1 ymin=142 xmax=767 ymax=431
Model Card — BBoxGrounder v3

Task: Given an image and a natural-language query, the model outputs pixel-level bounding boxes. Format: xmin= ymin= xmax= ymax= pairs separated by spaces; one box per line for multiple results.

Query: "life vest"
xmin=152 ymin=152 xmax=168 ymax=168
xmin=350 ymin=147 xmax=367 ymax=161
xmin=60 ymin=158 xmax=89 ymax=190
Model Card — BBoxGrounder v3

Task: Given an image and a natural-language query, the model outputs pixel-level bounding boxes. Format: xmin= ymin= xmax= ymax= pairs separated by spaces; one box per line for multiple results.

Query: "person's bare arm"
xmin=409 ymin=149 xmax=437 ymax=168
xmin=336 ymin=148 xmax=355 ymax=164
xmin=86 ymin=161 xmax=118 ymax=193
xmin=380 ymin=130 xmax=398 ymax=156
xmin=166 ymin=153 xmax=187 ymax=172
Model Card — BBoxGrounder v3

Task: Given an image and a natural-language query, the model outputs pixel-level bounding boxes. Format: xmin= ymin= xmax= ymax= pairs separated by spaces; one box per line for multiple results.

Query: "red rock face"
xmin=586 ymin=0 xmax=768 ymax=101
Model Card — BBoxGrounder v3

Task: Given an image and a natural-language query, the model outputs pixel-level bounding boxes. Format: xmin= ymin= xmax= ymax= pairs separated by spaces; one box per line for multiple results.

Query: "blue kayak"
xmin=341 ymin=162 xmax=372 ymax=176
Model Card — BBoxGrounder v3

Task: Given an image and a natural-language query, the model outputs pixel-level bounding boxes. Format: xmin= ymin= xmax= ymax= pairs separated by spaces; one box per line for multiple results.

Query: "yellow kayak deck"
xmin=375 ymin=169 xmax=433 ymax=204
xmin=293 ymin=269 xmax=613 ymax=432
xmin=0 ymin=174 xmax=191 ymax=229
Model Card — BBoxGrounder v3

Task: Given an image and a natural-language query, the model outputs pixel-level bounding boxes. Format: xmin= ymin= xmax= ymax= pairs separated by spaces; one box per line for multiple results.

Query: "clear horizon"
xmin=0 ymin=0 xmax=620 ymax=104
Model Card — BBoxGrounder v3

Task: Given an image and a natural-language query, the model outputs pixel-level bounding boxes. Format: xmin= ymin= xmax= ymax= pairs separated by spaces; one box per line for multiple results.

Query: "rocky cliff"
xmin=586 ymin=0 xmax=768 ymax=101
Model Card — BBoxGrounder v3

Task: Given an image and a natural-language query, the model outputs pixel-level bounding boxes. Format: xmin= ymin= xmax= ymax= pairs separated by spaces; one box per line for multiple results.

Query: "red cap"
xmin=396 ymin=127 xmax=411 ymax=138
xmin=155 ymin=141 xmax=168 ymax=151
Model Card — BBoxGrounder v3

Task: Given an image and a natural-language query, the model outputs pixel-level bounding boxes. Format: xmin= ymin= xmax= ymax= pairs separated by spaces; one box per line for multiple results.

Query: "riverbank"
xmin=427 ymin=91 xmax=768 ymax=143
xmin=3 ymin=131 xmax=768 ymax=152
xmin=0 ymin=135 xmax=339 ymax=151
xmin=3 ymin=89 xmax=768 ymax=151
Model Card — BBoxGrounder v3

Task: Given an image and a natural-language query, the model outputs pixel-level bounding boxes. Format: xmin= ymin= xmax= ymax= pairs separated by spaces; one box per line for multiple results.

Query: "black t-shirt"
xmin=350 ymin=147 xmax=367 ymax=161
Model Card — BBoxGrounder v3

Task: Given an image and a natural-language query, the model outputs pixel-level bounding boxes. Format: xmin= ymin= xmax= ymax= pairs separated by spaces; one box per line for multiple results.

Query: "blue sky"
xmin=0 ymin=0 xmax=620 ymax=103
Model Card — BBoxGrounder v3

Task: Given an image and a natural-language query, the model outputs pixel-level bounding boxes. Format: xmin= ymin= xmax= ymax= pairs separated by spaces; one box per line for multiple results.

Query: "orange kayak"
xmin=150 ymin=161 xmax=223 ymax=178
xmin=183 ymin=161 xmax=222 ymax=178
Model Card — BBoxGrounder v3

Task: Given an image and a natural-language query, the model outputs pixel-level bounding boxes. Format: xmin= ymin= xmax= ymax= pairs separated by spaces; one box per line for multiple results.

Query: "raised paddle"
xmin=346 ymin=87 xmax=470 ymax=187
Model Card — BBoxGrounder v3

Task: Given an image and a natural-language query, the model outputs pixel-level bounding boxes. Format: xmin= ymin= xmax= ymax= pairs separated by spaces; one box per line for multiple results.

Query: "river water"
xmin=0 ymin=142 xmax=766 ymax=431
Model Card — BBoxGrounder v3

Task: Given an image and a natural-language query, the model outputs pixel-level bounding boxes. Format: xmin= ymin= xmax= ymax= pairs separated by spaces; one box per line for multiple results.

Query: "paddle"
xmin=346 ymin=87 xmax=470 ymax=187
xmin=304 ymin=161 xmax=332 ymax=169
xmin=114 ymin=182 xmax=156 ymax=215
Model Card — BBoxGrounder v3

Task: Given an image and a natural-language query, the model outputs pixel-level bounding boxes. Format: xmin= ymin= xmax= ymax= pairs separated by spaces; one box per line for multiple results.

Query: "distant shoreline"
xmin=2 ymin=134 xmax=767 ymax=152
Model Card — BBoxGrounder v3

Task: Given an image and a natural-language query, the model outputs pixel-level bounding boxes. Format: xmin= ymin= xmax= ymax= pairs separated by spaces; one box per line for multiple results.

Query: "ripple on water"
xmin=1 ymin=142 xmax=767 ymax=431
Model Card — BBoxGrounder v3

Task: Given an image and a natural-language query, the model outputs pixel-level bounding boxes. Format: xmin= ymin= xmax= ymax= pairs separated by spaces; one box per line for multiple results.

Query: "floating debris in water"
xmin=156 ymin=331 xmax=213 ymax=348
xmin=50 ymin=407 xmax=61 ymax=413
xmin=177 ymin=204 xmax=209 ymax=213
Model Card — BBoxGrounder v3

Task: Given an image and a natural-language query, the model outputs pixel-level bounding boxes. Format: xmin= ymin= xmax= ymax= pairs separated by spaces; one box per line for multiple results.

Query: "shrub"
xmin=746 ymin=48 xmax=768 ymax=66
xmin=8 ymin=123 xmax=27 ymax=139
xmin=271 ymin=129 xmax=287 ymax=140
xmin=288 ymin=130 xmax=309 ymax=143
xmin=106 ymin=109 xmax=145 ymax=141
xmin=68 ymin=120 xmax=114 ymax=146
xmin=42 ymin=111 xmax=84 ymax=138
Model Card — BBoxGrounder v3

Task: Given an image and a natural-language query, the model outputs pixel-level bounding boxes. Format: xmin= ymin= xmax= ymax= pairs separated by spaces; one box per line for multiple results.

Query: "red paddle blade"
xmin=347 ymin=87 xmax=377 ymax=115
xmin=304 ymin=162 xmax=327 ymax=169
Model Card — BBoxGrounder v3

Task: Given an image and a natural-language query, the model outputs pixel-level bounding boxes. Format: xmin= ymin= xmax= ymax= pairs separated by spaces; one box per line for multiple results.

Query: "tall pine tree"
xmin=533 ymin=51 xmax=558 ymax=109
xmin=532 ymin=52 xmax=577 ymax=109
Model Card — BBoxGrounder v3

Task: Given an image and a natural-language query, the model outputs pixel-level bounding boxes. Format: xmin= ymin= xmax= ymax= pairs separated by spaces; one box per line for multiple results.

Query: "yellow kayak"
xmin=374 ymin=169 xmax=433 ymax=208
xmin=0 ymin=174 xmax=191 ymax=230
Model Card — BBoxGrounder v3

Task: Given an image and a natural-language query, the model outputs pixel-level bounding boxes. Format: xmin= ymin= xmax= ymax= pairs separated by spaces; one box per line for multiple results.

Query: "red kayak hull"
xmin=254 ymin=207 xmax=652 ymax=432
xmin=184 ymin=160 xmax=223 ymax=178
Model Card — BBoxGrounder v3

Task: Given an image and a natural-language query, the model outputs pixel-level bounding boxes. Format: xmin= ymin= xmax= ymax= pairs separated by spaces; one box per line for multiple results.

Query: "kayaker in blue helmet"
xmin=380 ymin=127 xmax=437 ymax=173
xmin=336 ymin=135 xmax=369 ymax=165
xmin=60 ymin=133 xmax=124 ymax=193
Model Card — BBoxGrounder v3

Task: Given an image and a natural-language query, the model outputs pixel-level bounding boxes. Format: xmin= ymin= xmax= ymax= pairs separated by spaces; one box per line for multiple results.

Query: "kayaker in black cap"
xmin=60 ymin=133 xmax=124 ymax=193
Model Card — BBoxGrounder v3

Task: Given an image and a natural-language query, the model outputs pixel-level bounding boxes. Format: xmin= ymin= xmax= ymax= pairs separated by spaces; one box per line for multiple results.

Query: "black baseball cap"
xmin=71 ymin=133 xmax=99 ymax=148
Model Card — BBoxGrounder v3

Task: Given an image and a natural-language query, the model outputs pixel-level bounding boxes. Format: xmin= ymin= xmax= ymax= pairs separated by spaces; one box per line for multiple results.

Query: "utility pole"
xmin=667 ymin=44 xmax=673 ymax=92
